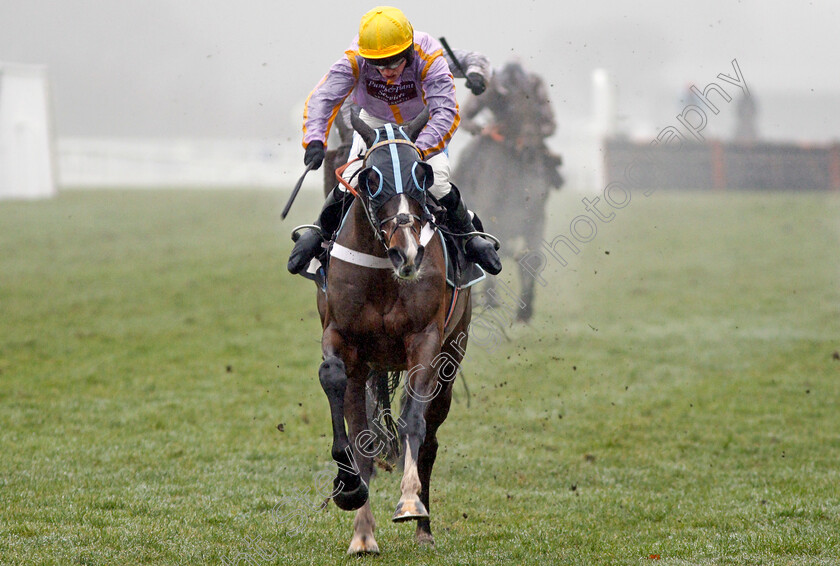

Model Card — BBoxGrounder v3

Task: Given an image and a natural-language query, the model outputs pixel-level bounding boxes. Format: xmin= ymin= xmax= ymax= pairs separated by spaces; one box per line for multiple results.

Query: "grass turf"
xmin=1 ymin=187 xmax=838 ymax=565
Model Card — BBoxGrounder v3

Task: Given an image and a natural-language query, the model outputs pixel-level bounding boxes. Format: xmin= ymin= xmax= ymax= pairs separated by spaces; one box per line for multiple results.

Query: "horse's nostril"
xmin=414 ymin=245 xmax=425 ymax=267
xmin=387 ymin=247 xmax=405 ymax=268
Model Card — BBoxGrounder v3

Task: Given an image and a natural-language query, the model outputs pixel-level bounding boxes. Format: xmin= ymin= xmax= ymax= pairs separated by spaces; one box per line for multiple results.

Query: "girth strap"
xmin=330 ymin=223 xmax=437 ymax=270
xmin=330 ymin=244 xmax=393 ymax=269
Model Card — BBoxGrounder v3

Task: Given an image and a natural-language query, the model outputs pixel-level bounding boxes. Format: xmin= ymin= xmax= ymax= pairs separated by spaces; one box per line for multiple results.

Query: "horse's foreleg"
xmin=517 ymin=260 xmax=536 ymax=322
xmin=345 ymin=374 xmax=379 ymax=554
xmin=414 ymin=379 xmax=453 ymax=545
xmin=416 ymin=321 xmax=464 ymax=544
xmin=320 ymin=329 xmax=367 ymax=512
xmin=518 ymin=208 xmax=546 ymax=322
xmin=392 ymin=391 xmax=429 ymax=522
xmin=348 ymin=501 xmax=379 ymax=555
xmin=393 ymin=326 xmax=441 ymax=523
xmin=483 ymin=276 xmax=500 ymax=308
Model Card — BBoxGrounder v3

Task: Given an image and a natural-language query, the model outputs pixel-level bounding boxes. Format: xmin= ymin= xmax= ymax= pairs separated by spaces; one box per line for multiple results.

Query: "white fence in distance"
xmin=57 ymin=137 xmax=316 ymax=190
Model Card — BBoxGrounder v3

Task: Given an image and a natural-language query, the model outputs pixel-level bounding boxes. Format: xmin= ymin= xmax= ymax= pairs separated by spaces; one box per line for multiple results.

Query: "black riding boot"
xmin=438 ymin=186 xmax=502 ymax=275
xmin=287 ymin=186 xmax=353 ymax=274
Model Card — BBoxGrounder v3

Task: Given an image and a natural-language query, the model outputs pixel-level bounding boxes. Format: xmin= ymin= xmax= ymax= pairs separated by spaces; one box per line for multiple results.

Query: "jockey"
xmin=459 ymin=60 xmax=564 ymax=188
xmin=288 ymin=5 xmax=502 ymax=276
xmin=320 ymin=47 xmax=491 ymax=196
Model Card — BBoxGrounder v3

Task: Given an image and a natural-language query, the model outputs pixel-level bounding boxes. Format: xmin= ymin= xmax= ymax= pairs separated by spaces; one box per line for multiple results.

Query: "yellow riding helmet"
xmin=358 ymin=6 xmax=414 ymax=60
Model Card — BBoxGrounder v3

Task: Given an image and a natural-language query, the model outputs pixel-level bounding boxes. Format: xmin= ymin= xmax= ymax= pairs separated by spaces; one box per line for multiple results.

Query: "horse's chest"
xmin=330 ymin=298 xmax=403 ymax=333
xmin=356 ymin=298 xmax=431 ymax=337
xmin=381 ymin=306 xmax=412 ymax=335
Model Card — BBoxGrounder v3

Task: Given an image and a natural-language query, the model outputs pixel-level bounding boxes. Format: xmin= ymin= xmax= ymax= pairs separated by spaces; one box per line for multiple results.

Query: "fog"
xmin=1 ymin=0 xmax=838 ymax=143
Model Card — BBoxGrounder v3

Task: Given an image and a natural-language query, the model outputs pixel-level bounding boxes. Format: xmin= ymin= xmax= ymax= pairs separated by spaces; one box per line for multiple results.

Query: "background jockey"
xmin=459 ymin=60 xmax=564 ymax=189
xmin=288 ymin=5 xmax=502 ymax=276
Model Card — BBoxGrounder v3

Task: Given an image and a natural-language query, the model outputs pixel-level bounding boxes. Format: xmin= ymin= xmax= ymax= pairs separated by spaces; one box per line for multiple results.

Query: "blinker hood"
xmin=359 ymin=138 xmax=433 ymax=218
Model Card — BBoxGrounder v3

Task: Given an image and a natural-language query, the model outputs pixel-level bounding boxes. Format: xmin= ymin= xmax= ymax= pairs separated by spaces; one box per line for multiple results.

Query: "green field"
xmin=1 ymin=188 xmax=839 ymax=565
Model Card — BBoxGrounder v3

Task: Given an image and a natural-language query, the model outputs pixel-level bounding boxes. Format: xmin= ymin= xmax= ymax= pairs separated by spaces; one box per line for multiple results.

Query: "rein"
xmin=335 ymin=158 xmax=362 ymax=198
xmin=335 ymin=156 xmax=388 ymax=249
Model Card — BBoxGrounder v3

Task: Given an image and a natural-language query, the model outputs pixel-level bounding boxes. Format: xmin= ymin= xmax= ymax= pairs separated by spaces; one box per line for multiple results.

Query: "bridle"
xmin=378 ymin=210 xmax=424 ymax=247
xmin=356 ymin=135 xmax=431 ymax=251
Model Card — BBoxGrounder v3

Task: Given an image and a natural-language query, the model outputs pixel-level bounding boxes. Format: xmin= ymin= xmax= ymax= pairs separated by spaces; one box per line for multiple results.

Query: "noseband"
xmin=378 ymin=211 xmax=423 ymax=247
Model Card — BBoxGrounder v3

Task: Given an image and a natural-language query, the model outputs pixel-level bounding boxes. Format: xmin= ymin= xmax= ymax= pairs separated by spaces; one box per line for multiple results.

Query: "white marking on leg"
xmin=348 ymin=501 xmax=379 ymax=554
xmin=400 ymin=443 xmax=422 ymax=499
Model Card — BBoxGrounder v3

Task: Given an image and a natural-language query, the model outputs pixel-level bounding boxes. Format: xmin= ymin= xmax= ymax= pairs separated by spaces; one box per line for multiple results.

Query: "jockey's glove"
xmin=466 ymin=73 xmax=486 ymax=96
xmin=304 ymin=141 xmax=325 ymax=170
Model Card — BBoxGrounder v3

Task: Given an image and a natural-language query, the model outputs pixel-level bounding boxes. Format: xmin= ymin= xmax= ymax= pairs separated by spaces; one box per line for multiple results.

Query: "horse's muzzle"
xmin=388 ymin=245 xmax=424 ymax=279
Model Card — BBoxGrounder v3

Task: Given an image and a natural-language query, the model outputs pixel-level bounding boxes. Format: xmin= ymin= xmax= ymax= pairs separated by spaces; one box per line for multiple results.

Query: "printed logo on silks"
xmin=366 ymin=80 xmax=418 ymax=105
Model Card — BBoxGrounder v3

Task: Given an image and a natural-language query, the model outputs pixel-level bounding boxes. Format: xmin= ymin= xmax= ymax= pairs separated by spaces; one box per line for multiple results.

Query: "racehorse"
xmin=453 ymin=63 xmax=563 ymax=322
xmin=454 ymin=134 xmax=557 ymax=321
xmin=314 ymin=108 xmax=472 ymax=554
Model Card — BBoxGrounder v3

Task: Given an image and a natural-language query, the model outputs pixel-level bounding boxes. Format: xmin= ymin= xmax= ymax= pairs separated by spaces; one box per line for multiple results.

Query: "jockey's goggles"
xmin=368 ymin=57 xmax=405 ymax=71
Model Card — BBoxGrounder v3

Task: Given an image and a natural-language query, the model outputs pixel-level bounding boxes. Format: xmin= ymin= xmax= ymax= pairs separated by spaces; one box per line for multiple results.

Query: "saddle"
xmin=425 ymin=196 xmax=487 ymax=288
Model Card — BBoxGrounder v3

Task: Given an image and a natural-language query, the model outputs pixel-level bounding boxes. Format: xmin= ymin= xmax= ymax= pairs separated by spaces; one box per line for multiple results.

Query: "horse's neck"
xmin=333 ymin=201 xmax=396 ymax=298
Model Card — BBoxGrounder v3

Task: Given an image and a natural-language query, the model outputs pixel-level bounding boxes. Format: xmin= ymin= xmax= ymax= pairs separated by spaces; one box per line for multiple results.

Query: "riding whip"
xmin=438 ymin=37 xmax=469 ymax=79
xmin=281 ymin=161 xmax=315 ymax=220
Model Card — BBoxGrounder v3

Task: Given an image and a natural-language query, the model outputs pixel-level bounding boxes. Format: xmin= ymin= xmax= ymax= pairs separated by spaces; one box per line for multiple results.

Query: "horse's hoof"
xmin=416 ymin=531 xmax=435 ymax=547
xmin=333 ymin=481 xmax=368 ymax=511
xmin=516 ymin=304 xmax=533 ymax=323
xmin=392 ymin=498 xmax=429 ymax=522
xmin=347 ymin=533 xmax=380 ymax=555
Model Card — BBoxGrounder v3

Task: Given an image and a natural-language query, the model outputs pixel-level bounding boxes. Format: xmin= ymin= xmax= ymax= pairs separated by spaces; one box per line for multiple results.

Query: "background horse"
xmin=453 ymin=61 xmax=563 ymax=322
xmin=314 ymin=109 xmax=472 ymax=554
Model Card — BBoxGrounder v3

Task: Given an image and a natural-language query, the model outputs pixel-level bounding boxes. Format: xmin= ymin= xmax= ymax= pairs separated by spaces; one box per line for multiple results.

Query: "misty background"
xmin=2 ymin=0 xmax=838 ymax=187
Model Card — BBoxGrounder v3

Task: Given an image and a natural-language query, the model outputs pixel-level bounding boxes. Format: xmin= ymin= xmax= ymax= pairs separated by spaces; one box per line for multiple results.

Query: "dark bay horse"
xmin=454 ymin=134 xmax=556 ymax=321
xmin=315 ymin=108 xmax=472 ymax=554
xmin=453 ymin=63 xmax=563 ymax=322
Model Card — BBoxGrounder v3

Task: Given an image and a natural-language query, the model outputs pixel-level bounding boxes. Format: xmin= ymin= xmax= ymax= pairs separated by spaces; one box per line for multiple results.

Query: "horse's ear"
xmin=350 ymin=107 xmax=377 ymax=148
xmin=404 ymin=107 xmax=430 ymax=142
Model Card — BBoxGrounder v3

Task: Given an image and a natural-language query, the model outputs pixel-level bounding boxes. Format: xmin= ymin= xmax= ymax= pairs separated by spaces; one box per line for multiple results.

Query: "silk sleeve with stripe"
xmin=415 ymin=44 xmax=460 ymax=156
xmin=302 ymin=52 xmax=358 ymax=148
xmin=443 ymin=48 xmax=491 ymax=81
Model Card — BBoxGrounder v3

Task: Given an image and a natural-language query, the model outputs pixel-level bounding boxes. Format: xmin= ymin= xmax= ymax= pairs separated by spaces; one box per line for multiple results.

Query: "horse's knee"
xmin=398 ymin=409 xmax=426 ymax=447
xmin=319 ymin=357 xmax=347 ymax=397
xmin=421 ymin=434 xmax=438 ymax=455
